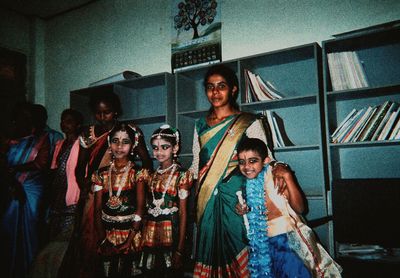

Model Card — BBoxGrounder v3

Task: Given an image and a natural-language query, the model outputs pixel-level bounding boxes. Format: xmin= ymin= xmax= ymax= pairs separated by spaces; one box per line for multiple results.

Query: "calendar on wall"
xmin=171 ymin=0 xmax=221 ymax=73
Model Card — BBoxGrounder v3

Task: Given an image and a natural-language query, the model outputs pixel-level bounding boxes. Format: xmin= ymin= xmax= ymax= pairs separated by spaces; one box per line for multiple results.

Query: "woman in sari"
xmin=60 ymin=91 xmax=152 ymax=277
xmin=192 ymin=65 xmax=287 ymax=277
xmin=0 ymin=102 xmax=50 ymax=278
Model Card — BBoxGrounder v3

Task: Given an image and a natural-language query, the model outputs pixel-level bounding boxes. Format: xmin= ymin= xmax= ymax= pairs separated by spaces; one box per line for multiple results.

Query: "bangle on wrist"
xmin=175 ymin=250 xmax=183 ymax=256
xmin=133 ymin=214 xmax=142 ymax=222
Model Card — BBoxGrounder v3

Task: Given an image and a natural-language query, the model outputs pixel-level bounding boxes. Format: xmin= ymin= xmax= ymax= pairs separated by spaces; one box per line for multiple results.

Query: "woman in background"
xmin=0 ymin=102 xmax=50 ymax=277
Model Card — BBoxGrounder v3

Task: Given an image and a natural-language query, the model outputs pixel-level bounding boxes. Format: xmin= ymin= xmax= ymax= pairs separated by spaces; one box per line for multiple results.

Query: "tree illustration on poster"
xmin=171 ymin=0 xmax=221 ymax=72
xmin=174 ymin=0 xmax=218 ymax=40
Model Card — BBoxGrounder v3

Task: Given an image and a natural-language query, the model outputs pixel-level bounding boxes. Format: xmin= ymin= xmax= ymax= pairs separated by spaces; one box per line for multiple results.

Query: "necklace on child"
xmin=106 ymin=160 xmax=131 ymax=209
xmin=150 ymin=163 xmax=177 ymax=217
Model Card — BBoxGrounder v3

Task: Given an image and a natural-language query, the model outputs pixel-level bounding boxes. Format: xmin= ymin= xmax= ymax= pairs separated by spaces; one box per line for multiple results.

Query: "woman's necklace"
xmin=106 ymin=160 xmax=131 ymax=209
xmin=150 ymin=163 xmax=177 ymax=217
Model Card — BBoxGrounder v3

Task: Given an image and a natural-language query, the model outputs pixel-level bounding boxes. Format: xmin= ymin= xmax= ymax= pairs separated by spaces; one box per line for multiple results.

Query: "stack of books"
xmin=244 ymin=69 xmax=284 ymax=103
xmin=331 ymin=101 xmax=400 ymax=143
xmin=327 ymin=51 xmax=369 ymax=91
xmin=262 ymin=110 xmax=293 ymax=148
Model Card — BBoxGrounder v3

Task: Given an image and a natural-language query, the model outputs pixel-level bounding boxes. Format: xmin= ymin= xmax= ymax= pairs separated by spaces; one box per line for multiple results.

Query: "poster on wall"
xmin=171 ymin=0 xmax=221 ymax=73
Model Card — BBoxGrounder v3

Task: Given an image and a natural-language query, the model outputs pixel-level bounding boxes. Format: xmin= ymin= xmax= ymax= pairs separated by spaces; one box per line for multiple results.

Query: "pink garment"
xmin=51 ymin=139 xmax=80 ymax=206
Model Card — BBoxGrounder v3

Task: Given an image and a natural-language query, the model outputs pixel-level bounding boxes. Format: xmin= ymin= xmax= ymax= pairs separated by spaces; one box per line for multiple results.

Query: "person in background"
xmin=30 ymin=108 xmax=84 ymax=278
xmin=191 ymin=64 xmax=288 ymax=277
xmin=0 ymin=101 xmax=50 ymax=277
xmin=141 ymin=125 xmax=193 ymax=277
xmin=31 ymin=103 xmax=64 ymax=247
xmin=93 ymin=123 xmax=146 ymax=277
xmin=236 ymin=137 xmax=342 ymax=277
xmin=60 ymin=91 xmax=152 ymax=277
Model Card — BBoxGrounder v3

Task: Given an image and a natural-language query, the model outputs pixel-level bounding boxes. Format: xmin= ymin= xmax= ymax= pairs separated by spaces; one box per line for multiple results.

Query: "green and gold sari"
xmin=194 ymin=113 xmax=256 ymax=278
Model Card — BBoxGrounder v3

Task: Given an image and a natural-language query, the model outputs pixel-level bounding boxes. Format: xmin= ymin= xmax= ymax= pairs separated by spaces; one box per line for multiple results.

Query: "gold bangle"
xmin=175 ymin=250 xmax=183 ymax=256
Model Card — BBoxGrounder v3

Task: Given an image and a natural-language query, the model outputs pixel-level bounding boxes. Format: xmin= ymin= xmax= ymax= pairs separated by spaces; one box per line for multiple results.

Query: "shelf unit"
xmin=175 ymin=43 xmax=332 ymax=250
xmin=70 ymin=72 xmax=175 ymax=166
xmin=322 ymin=27 xmax=400 ymax=256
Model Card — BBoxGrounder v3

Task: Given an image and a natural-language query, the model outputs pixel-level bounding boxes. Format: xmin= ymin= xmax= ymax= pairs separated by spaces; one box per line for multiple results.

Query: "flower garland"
xmin=245 ymin=166 xmax=272 ymax=277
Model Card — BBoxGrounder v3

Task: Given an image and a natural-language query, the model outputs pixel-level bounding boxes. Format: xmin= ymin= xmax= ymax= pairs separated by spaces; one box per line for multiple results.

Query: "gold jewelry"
xmin=149 ymin=164 xmax=177 ymax=217
xmin=106 ymin=161 xmax=131 ymax=209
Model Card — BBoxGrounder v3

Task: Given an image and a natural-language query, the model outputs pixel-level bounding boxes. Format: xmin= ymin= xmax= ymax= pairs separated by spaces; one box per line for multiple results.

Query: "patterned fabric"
xmin=141 ymin=166 xmax=193 ymax=270
xmin=93 ymin=166 xmax=146 ymax=252
xmin=261 ymin=167 xmax=342 ymax=277
xmin=48 ymin=141 xmax=77 ymax=239
xmin=0 ymin=134 xmax=50 ymax=278
xmin=193 ymin=113 xmax=260 ymax=278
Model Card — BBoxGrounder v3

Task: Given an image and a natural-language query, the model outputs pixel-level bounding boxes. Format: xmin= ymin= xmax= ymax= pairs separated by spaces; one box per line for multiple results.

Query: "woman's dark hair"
xmin=61 ymin=108 xmax=84 ymax=128
xmin=203 ymin=64 xmax=240 ymax=112
xmin=88 ymin=91 xmax=123 ymax=117
xmin=237 ymin=137 xmax=268 ymax=161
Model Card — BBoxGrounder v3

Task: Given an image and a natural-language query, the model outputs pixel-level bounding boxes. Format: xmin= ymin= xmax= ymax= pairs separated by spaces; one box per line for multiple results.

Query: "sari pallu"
xmin=194 ymin=113 xmax=255 ymax=278
xmin=0 ymin=134 xmax=49 ymax=278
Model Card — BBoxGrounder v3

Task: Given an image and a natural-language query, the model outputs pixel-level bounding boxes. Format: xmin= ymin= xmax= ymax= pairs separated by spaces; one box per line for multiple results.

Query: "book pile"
xmin=244 ymin=69 xmax=284 ymax=103
xmin=262 ymin=110 xmax=293 ymax=148
xmin=331 ymin=101 xmax=400 ymax=143
xmin=327 ymin=51 xmax=369 ymax=91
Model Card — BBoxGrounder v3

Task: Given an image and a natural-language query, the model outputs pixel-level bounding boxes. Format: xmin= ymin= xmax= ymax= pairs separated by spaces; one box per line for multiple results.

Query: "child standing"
xmin=237 ymin=137 xmax=342 ymax=278
xmin=93 ymin=123 xmax=147 ymax=277
xmin=141 ymin=124 xmax=193 ymax=277
xmin=31 ymin=108 xmax=83 ymax=277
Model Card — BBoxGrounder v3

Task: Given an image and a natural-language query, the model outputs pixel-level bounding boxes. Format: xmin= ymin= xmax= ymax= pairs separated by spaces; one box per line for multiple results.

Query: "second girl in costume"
xmin=141 ymin=125 xmax=193 ymax=277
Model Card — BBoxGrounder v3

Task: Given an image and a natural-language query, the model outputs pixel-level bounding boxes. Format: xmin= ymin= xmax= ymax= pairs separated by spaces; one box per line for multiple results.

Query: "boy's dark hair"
xmin=88 ymin=91 xmax=122 ymax=117
xmin=61 ymin=108 xmax=84 ymax=126
xmin=237 ymin=137 xmax=268 ymax=161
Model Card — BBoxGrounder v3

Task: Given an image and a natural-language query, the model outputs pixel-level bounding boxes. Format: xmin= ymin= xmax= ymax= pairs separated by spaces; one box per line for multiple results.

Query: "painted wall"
xmin=4 ymin=0 xmax=400 ymax=129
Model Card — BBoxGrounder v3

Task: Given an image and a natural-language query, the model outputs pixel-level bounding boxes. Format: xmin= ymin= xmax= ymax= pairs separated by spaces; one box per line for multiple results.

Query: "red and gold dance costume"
xmin=141 ymin=164 xmax=193 ymax=271
xmin=92 ymin=164 xmax=149 ymax=276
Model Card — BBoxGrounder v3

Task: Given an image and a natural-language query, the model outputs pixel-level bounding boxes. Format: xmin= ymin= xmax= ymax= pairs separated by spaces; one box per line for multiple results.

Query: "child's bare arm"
xmin=282 ymin=169 xmax=305 ymax=214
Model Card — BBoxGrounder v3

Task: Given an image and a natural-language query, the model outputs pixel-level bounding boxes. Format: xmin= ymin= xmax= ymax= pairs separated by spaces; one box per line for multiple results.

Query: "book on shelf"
xmin=332 ymin=106 xmax=372 ymax=143
xmin=331 ymin=108 xmax=357 ymax=142
xmin=352 ymin=106 xmax=378 ymax=142
xmin=244 ymin=69 xmax=283 ymax=102
xmin=359 ymin=101 xmax=392 ymax=141
xmin=89 ymin=70 xmax=141 ymax=87
xmin=261 ymin=110 xmax=292 ymax=148
xmin=389 ymin=116 xmax=400 ymax=140
xmin=379 ymin=108 xmax=400 ymax=140
xmin=327 ymin=51 xmax=369 ymax=91
xmin=341 ymin=108 xmax=367 ymax=143
xmin=331 ymin=102 xmax=400 ymax=143
xmin=371 ymin=102 xmax=399 ymax=141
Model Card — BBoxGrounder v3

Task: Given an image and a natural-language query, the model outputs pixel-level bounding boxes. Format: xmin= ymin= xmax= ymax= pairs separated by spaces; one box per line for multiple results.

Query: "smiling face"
xmin=151 ymin=138 xmax=178 ymax=168
xmin=238 ymin=150 xmax=266 ymax=179
xmin=110 ymin=130 xmax=132 ymax=161
xmin=205 ymin=74 xmax=237 ymax=109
